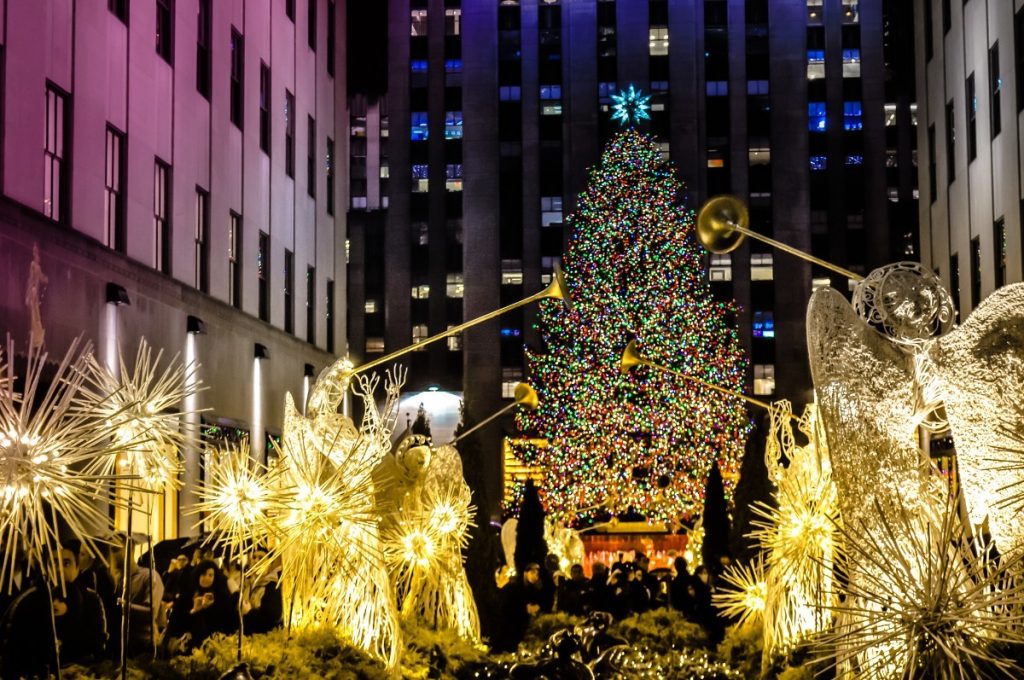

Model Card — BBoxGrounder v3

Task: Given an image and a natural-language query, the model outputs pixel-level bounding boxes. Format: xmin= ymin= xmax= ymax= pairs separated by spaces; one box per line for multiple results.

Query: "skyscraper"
xmin=347 ymin=0 xmax=918 ymax=514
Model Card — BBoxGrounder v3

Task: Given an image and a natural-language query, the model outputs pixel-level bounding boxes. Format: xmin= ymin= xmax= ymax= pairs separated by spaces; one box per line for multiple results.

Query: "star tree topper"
xmin=610 ymin=84 xmax=652 ymax=127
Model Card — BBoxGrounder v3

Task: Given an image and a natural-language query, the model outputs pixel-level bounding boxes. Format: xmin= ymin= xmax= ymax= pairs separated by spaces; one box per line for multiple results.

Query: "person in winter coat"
xmin=165 ymin=559 xmax=237 ymax=653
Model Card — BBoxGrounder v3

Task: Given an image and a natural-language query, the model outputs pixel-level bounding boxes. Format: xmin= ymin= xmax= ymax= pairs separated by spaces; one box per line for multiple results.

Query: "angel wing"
xmin=926 ymin=282 xmax=1024 ymax=555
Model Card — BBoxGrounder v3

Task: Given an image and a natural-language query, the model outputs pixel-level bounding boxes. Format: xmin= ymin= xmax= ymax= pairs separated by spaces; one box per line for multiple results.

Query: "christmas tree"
xmin=520 ymin=127 xmax=750 ymax=522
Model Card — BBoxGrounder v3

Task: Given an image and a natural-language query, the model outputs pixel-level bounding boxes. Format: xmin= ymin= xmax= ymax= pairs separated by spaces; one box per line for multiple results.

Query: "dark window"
xmin=195 ymin=187 xmax=210 ymax=293
xmin=258 ymin=231 xmax=270 ymax=322
xmin=950 ymin=253 xmax=961 ymax=321
xmin=945 ymin=100 xmax=955 ymax=183
xmin=1017 ymin=7 xmax=1024 ymax=112
xmin=156 ymin=0 xmax=174 ymax=64
xmin=970 ymin=236 xmax=982 ymax=308
xmin=285 ymin=90 xmax=295 ymax=177
xmin=942 ymin=0 xmax=951 ymax=34
xmin=966 ymin=73 xmax=977 ymax=161
xmin=154 ymin=158 xmax=171 ymax=274
xmin=104 ymin=125 xmax=126 ymax=252
xmin=44 ymin=83 xmax=69 ymax=223
xmin=307 ymin=266 xmax=316 ymax=344
xmin=928 ymin=124 xmax=937 ymax=201
xmin=229 ymin=212 xmax=242 ymax=308
xmin=994 ymin=217 xmax=1006 ymax=288
xmin=260 ymin=62 xmax=271 ymax=154
xmin=326 ymin=278 xmax=335 ymax=353
xmin=327 ymin=1 xmax=336 ymax=76
xmin=307 ymin=115 xmax=316 ymax=197
xmin=286 ymin=0 xmax=295 ymax=22
xmin=924 ymin=0 xmax=933 ymax=60
xmin=326 ymin=137 xmax=335 ymax=215
xmin=108 ymin=0 xmax=128 ymax=23
xmin=230 ymin=29 xmax=244 ymax=129
xmin=990 ymin=42 xmax=1001 ymax=137
xmin=197 ymin=0 xmax=211 ymax=98
xmin=308 ymin=0 xmax=317 ymax=51
xmin=284 ymin=249 xmax=294 ymax=333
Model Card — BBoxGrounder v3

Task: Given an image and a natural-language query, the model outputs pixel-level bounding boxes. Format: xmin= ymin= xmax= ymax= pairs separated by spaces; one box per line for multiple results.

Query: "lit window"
xmin=542 ymin=103 xmax=562 ymax=116
xmin=412 ymin=164 xmax=429 ymax=193
xmin=446 ymin=273 xmax=464 ymax=298
xmin=753 ymin=364 xmax=775 ymax=395
xmin=649 ymin=26 xmax=669 ymax=56
xmin=541 ymin=196 xmax=563 ymax=226
xmin=651 ymin=80 xmax=669 ymax=92
xmin=410 ymin=9 xmax=428 ymax=36
xmin=500 ymin=86 xmax=522 ymax=101
xmin=842 ymin=0 xmax=859 ymax=24
xmin=445 ymin=8 xmax=461 ymax=35
xmin=842 ymin=49 xmax=861 ymax=78
xmin=445 ymin=111 xmax=463 ymax=139
xmin=657 ymin=141 xmax=670 ymax=160
xmin=749 ymin=147 xmax=770 ymax=165
xmin=706 ymin=80 xmax=728 ymax=96
xmin=808 ymin=102 xmax=827 ymax=131
xmin=807 ymin=50 xmax=825 ymax=80
xmin=707 ymin=156 xmax=725 ymax=169
xmin=710 ymin=254 xmax=732 ymax=281
xmin=411 ymin=59 xmax=428 ymax=73
xmin=365 ymin=299 xmax=379 ymax=313
xmin=752 ymin=311 xmax=775 ymax=338
xmin=500 ymin=328 xmax=522 ymax=338
xmin=541 ymin=256 xmax=559 ymax=284
xmin=598 ymin=81 xmax=618 ymax=103
xmin=411 ymin=111 xmax=428 ymax=141
xmin=447 ymin=326 xmax=462 ymax=351
xmin=366 ymin=337 xmax=384 ymax=353
xmin=502 ymin=368 xmax=523 ymax=399
xmin=812 ymin=277 xmax=831 ymax=292
xmin=884 ymin=103 xmax=897 ymax=126
xmin=412 ymin=324 xmax=429 ymax=346
xmin=445 ymin=59 xmax=463 ymax=73
xmin=845 ymin=155 xmax=863 ymax=165
xmin=810 ymin=155 xmax=827 ymax=171
xmin=446 ymin=163 xmax=463 ymax=192
xmin=413 ymin=221 xmax=429 ymax=246
xmin=843 ymin=101 xmax=863 ymax=130
xmin=747 ymin=80 xmax=769 ymax=95
xmin=501 ymin=259 xmax=523 ymax=285
xmin=751 ymin=253 xmax=774 ymax=281
xmin=411 ymin=284 xmax=430 ymax=299
xmin=540 ymin=85 xmax=562 ymax=99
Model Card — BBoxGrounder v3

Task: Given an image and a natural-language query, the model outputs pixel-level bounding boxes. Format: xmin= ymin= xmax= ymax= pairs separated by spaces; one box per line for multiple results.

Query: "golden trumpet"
xmin=448 ymin=382 xmax=539 ymax=445
xmin=350 ymin=265 xmax=570 ymax=376
xmin=697 ymin=195 xmax=863 ymax=282
xmin=620 ymin=339 xmax=781 ymax=413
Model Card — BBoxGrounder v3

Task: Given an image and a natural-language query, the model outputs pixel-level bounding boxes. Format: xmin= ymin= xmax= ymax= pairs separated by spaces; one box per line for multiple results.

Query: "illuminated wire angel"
xmin=0 ymin=338 xmax=131 ymax=592
xmin=749 ymin=400 xmax=837 ymax=659
xmin=80 ymin=338 xmax=201 ymax=491
xmin=381 ymin=442 xmax=480 ymax=641
xmin=259 ymin=364 xmax=403 ymax=668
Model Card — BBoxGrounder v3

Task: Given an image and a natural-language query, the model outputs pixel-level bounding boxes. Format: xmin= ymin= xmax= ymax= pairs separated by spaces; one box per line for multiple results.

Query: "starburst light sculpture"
xmin=0 ymin=338 xmax=134 ymax=592
xmin=712 ymin=555 xmax=767 ymax=627
xmin=610 ymin=84 xmax=652 ymax=127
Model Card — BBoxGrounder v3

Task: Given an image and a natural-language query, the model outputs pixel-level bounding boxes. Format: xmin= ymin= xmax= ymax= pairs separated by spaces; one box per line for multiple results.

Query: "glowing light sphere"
xmin=713 ymin=555 xmax=767 ymax=626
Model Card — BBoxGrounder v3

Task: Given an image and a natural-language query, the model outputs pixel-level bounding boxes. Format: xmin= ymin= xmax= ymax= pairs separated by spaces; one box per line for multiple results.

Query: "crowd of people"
xmin=0 ymin=538 xmax=283 ymax=679
xmin=492 ymin=552 xmax=731 ymax=653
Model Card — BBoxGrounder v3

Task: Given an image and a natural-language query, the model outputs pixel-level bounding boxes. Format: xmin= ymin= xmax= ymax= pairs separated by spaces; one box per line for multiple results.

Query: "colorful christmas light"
xmin=520 ymin=130 xmax=751 ymax=522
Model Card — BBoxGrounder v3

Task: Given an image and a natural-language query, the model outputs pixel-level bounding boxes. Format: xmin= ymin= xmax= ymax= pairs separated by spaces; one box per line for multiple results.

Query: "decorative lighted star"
xmin=610 ymin=85 xmax=651 ymax=127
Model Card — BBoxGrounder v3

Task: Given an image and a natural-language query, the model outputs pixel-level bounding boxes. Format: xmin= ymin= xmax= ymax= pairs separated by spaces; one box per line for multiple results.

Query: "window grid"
xmin=260 ymin=62 xmax=271 ymax=154
xmin=229 ymin=212 xmax=242 ymax=309
xmin=285 ymin=90 xmax=295 ymax=177
xmin=257 ymin=231 xmax=270 ymax=321
xmin=105 ymin=125 xmax=126 ymax=252
xmin=284 ymin=250 xmax=294 ymax=334
xmin=44 ymin=84 xmax=68 ymax=223
xmin=195 ymin=188 xmax=210 ymax=293
xmin=306 ymin=266 xmax=316 ymax=344
xmin=154 ymin=159 xmax=172 ymax=274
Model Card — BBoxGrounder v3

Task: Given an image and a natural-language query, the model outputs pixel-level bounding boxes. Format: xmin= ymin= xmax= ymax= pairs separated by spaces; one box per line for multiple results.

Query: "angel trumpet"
xmin=697 ymin=195 xmax=863 ymax=282
xmin=620 ymin=339 xmax=784 ymax=413
xmin=447 ymin=383 xmax=539 ymax=445
xmin=350 ymin=266 xmax=569 ymax=377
